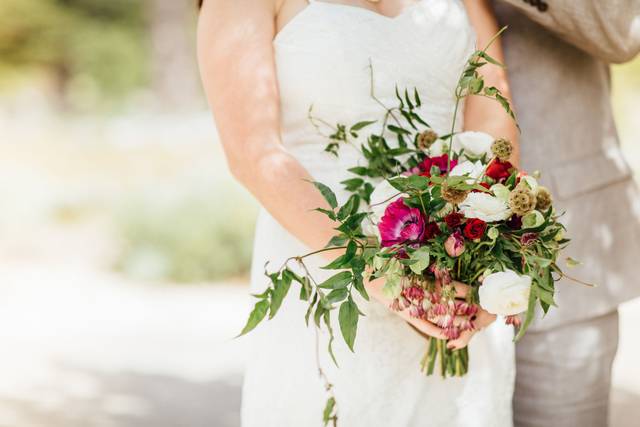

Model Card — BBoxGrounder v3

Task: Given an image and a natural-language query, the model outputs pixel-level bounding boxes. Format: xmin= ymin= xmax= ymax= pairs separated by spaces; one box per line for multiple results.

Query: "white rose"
xmin=479 ymin=270 xmax=532 ymax=316
xmin=450 ymin=160 xmax=485 ymax=184
xmin=490 ymin=183 xmax=511 ymax=202
xmin=458 ymin=192 xmax=511 ymax=222
xmin=453 ymin=131 xmax=494 ymax=159
xmin=364 ymin=179 xmax=400 ymax=238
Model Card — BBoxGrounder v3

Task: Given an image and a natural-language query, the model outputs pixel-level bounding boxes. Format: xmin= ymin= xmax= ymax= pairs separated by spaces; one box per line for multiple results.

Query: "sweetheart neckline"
xmin=274 ymin=1 xmax=425 ymax=44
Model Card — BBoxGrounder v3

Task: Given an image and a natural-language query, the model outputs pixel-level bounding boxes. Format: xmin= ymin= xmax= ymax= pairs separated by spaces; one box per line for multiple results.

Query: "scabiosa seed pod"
xmin=491 ymin=138 xmax=513 ymax=161
xmin=508 ymin=184 xmax=537 ymax=216
xmin=441 ymin=183 xmax=470 ymax=205
xmin=417 ymin=129 xmax=439 ymax=150
xmin=536 ymin=186 xmax=553 ymax=211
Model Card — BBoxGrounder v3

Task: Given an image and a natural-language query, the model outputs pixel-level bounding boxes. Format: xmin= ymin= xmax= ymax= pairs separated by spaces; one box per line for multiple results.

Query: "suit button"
xmin=538 ymin=1 xmax=548 ymax=11
xmin=530 ymin=0 xmax=540 ymax=5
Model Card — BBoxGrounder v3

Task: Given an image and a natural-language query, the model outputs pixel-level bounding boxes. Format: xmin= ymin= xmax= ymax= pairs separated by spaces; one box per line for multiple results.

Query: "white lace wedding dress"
xmin=241 ymin=1 xmax=515 ymax=426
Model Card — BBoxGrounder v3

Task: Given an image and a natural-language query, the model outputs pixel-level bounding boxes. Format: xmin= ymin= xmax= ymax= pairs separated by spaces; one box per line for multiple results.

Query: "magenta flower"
xmin=378 ymin=199 xmax=426 ymax=248
xmin=444 ymin=230 xmax=466 ymax=257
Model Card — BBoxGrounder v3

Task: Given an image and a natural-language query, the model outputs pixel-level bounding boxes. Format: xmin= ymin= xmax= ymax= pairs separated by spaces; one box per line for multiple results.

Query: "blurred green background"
xmin=1 ymin=0 xmax=259 ymax=285
xmin=0 ymin=2 xmax=638 ymax=426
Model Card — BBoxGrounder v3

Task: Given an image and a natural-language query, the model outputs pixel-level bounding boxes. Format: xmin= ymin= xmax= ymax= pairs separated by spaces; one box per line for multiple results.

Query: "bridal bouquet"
xmin=239 ymin=29 xmax=583 ymax=425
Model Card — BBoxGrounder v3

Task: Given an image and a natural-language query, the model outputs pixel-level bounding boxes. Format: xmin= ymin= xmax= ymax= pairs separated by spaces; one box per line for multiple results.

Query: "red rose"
xmin=423 ymin=222 xmax=442 ymax=240
xmin=463 ymin=218 xmax=487 ymax=240
xmin=486 ymin=159 xmax=513 ymax=182
xmin=444 ymin=212 xmax=465 ymax=229
xmin=419 ymin=154 xmax=458 ymax=177
xmin=506 ymin=215 xmax=522 ymax=230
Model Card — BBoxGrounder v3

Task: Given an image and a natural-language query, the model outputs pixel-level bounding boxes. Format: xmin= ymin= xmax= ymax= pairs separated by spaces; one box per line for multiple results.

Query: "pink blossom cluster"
xmin=391 ymin=283 xmax=479 ymax=340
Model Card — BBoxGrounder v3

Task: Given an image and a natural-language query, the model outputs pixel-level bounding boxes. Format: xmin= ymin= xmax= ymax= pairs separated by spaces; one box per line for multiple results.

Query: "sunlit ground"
xmin=0 ymin=61 xmax=638 ymax=426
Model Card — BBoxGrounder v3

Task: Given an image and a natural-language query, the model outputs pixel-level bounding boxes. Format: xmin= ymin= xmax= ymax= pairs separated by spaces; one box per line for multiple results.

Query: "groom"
xmin=493 ymin=1 xmax=640 ymax=426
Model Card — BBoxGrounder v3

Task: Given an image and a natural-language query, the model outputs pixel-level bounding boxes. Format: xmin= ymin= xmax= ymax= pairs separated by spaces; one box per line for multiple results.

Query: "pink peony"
xmin=378 ymin=199 xmax=426 ymax=248
xmin=444 ymin=230 xmax=466 ymax=257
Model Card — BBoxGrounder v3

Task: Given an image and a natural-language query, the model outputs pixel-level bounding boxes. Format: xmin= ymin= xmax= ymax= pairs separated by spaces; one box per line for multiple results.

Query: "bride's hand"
xmin=365 ymin=277 xmax=450 ymax=340
xmin=446 ymin=281 xmax=496 ymax=351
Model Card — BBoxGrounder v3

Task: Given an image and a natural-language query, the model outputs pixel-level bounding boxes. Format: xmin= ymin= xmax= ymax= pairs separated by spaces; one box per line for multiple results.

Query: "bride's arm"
xmin=463 ymin=0 xmax=520 ymax=167
xmin=198 ymin=0 xmax=335 ymax=251
xmin=197 ymin=0 xmax=449 ymax=340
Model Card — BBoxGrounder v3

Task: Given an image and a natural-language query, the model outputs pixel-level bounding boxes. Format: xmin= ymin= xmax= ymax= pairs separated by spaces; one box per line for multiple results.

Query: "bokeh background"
xmin=0 ymin=1 xmax=638 ymax=426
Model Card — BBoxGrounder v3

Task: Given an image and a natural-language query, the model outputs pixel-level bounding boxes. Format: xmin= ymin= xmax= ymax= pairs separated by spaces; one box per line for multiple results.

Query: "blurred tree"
xmin=148 ymin=0 xmax=201 ymax=111
xmin=0 ymin=0 xmax=148 ymax=110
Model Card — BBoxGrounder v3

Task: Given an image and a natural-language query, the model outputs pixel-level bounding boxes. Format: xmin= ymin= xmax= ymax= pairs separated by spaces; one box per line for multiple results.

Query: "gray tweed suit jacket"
xmin=493 ymin=0 xmax=640 ymax=329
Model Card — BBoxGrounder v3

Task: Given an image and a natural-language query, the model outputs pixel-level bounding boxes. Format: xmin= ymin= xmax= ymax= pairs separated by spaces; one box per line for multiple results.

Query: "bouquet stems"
xmin=420 ymin=337 xmax=468 ymax=378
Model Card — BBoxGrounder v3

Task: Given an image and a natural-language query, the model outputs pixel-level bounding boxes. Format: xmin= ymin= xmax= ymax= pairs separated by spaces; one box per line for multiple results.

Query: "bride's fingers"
xmin=452 ymin=281 xmax=471 ymax=298
xmin=447 ymin=309 xmax=497 ymax=350
xmin=447 ymin=329 xmax=475 ymax=350
xmin=474 ymin=309 xmax=497 ymax=329
xmin=399 ymin=313 xmax=447 ymax=340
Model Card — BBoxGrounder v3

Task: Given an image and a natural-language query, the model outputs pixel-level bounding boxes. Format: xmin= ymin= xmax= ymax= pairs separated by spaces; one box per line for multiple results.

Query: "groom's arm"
xmin=497 ymin=0 xmax=640 ymax=63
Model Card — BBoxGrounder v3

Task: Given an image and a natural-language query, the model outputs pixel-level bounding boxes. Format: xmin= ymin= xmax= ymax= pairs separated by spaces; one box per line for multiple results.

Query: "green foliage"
xmin=114 ymin=192 xmax=257 ymax=283
xmin=0 ymin=0 xmax=147 ymax=104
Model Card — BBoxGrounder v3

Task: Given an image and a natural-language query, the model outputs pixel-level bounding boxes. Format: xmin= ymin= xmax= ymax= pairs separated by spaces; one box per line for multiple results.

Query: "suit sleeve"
xmin=497 ymin=0 xmax=640 ymax=63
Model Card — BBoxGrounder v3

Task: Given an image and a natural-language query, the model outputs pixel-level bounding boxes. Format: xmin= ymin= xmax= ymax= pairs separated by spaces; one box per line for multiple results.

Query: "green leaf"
xmin=305 ymin=293 xmax=318 ymax=326
xmin=238 ymin=299 xmax=269 ymax=336
xmin=341 ymin=178 xmax=364 ymax=192
xmin=314 ymin=304 xmax=326 ymax=328
xmin=326 ymin=288 xmax=349 ymax=304
xmin=337 ymin=195 xmax=360 ymax=221
xmin=322 ymin=241 xmax=357 ymax=270
xmin=478 ymin=51 xmax=505 ymax=67
xmin=339 ymin=298 xmax=359 ymax=351
xmin=348 ymin=166 xmax=369 ymax=176
xmin=326 ymin=235 xmax=348 ymax=248
xmin=414 ymin=88 xmax=422 ymax=107
xmin=318 ymin=271 xmax=353 ymax=289
xmin=514 ymin=285 xmax=538 ymax=341
xmin=269 ymin=274 xmax=292 ymax=319
xmin=566 ymin=257 xmax=582 ymax=268
xmin=409 ymin=247 xmax=431 ymax=274
xmin=350 ymin=120 xmax=377 ymax=132
xmin=314 ymin=208 xmax=336 ymax=221
xmin=404 ymin=88 xmax=414 ymax=109
xmin=312 ymin=181 xmax=338 ymax=209
xmin=323 ymin=311 xmax=339 ymax=367
xmin=352 ymin=272 xmax=369 ymax=301
xmin=323 ymin=397 xmax=336 ymax=426
xmin=387 ymin=125 xmax=412 ymax=135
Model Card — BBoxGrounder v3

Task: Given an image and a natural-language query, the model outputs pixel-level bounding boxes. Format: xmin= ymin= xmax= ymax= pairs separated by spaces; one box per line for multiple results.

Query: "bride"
xmin=198 ymin=0 xmax=520 ymax=425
